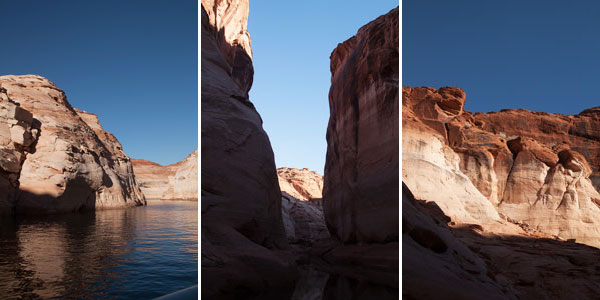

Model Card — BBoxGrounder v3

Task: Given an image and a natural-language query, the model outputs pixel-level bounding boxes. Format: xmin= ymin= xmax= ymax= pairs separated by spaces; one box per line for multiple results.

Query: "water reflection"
xmin=289 ymin=266 xmax=398 ymax=300
xmin=0 ymin=200 xmax=198 ymax=299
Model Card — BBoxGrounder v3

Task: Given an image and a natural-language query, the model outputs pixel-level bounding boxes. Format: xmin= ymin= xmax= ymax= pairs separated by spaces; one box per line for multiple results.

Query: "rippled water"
xmin=0 ymin=200 xmax=198 ymax=299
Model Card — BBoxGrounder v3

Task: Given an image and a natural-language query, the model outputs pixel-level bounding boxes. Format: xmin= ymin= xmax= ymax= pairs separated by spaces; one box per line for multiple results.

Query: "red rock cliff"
xmin=323 ymin=7 xmax=399 ymax=244
xmin=200 ymin=0 xmax=296 ymax=298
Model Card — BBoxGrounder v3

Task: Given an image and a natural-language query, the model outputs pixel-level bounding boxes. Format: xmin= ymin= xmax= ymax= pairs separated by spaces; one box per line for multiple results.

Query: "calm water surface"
xmin=0 ymin=200 xmax=198 ymax=299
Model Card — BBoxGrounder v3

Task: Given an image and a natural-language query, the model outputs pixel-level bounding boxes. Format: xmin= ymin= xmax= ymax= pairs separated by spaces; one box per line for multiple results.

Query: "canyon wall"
xmin=0 ymin=75 xmax=145 ymax=215
xmin=132 ymin=150 xmax=198 ymax=200
xmin=403 ymin=86 xmax=600 ymax=247
xmin=323 ymin=7 xmax=399 ymax=244
xmin=201 ymin=0 xmax=296 ymax=298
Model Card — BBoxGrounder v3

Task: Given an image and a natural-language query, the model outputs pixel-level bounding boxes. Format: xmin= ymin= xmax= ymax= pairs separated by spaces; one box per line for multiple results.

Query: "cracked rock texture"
xmin=323 ymin=7 xmax=399 ymax=244
xmin=201 ymin=0 xmax=295 ymax=298
xmin=132 ymin=149 xmax=198 ymax=200
xmin=403 ymin=85 xmax=600 ymax=247
xmin=0 ymin=75 xmax=145 ymax=215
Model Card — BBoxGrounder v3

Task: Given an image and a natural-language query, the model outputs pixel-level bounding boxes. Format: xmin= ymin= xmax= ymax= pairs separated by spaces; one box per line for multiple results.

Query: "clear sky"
xmin=248 ymin=0 xmax=399 ymax=174
xmin=0 ymin=0 xmax=197 ymax=166
xmin=404 ymin=1 xmax=600 ymax=116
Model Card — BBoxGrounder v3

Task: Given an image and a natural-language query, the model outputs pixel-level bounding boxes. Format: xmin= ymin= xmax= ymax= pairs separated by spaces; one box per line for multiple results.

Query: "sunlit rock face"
xmin=403 ymin=85 xmax=600 ymax=247
xmin=165 ymin=149 xmax=198 ymax=200
xmin=0 ymin=75 xmax=145 ymax=215
xmin=277 ymin=168 xmax=329 ymax=244
xmin=201 ymin=0 xmax=296 ymax=298
xmin=131 ymin=159 xmax=178 ymax=200
xmin=0 ymin=87 xmax=40 ymax=214
xmin=277 ymin=167 xmax=322 ymax=201
xmin=132 ymin=150 xmax=198 ymax=200
xmin=323 ymin=7 xmax=399 ymax=244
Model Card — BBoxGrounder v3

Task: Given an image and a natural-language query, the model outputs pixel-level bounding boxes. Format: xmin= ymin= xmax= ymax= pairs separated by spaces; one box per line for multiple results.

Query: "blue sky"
xmin=0 ymin=0 xmax=197 ymax=165
xmin=248 ymin=0 xmax=398 ymax=174
xmin=404 ymin=0 xmax=600 ymax=115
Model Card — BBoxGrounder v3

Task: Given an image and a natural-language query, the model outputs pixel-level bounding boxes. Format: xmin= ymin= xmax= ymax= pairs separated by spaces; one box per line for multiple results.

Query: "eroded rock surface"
xmin=323 ymin=7 xmax=399 ymax=244
xmin=132 ymin=150 xmax=198 ymax=200
xmin=0 ymin=87 xmax=40 ymax=213
xmin=403 ymin=85 xmax=600 ymax=247
xmin=201 ymin=0 xmax=296 ymax=298
xmin=0 ymin=75 xmax=145 ymax=215
xmin=277 ymin=167 xmax=328 ymax=245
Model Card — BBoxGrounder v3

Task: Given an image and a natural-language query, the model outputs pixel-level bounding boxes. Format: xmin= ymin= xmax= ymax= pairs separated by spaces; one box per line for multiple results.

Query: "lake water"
xmin=0 ymin=200 xmax=198 ymax=299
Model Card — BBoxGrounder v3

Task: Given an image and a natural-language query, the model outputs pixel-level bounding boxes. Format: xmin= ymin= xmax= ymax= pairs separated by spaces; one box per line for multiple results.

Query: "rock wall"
xmin=323 ymin=7 xmax=399 ymax=244
xmin=201 ymin=0 xmax=296 ymax=298
xmin=0 ymin=75 xmax=145 ymax=215
xmin=0 ymin=87 xmax=40 ymax=213
xmin=131 ymin=150 xmax=198 ymax=200
xmin=403 ymin=85 xmax=600 ymax=247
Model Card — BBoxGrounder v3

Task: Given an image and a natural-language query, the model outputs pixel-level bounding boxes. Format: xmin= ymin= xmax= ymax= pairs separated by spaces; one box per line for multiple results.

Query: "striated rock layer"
xmin=201 ymin=0 xmax=295 ymax=298
xmin=323 ymin=7 xmax=399 ymax=244
xmin=403 ymin=85 xmax=600 ymax=247
xmin=132 ymin=150 xmax=198 ymax=200
xmin=0 ymin=75 xmax=145 ymax=215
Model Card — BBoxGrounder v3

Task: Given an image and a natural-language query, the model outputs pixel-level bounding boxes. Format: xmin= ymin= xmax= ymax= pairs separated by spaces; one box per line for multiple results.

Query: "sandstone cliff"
xmin=0 ymin=75 xmax=145 ymax=215
xmin=277 ymin=167 xmax=329 ymax=244
xmin=132 ymin=150 xmax=198 ymax=200
xmin=0 ymin=87 xmax=40 ymax=213
xmin=201 ymin=0 xmax=296 ymax=298
xmin=165 ymin=149 xmax=198 ymax=200
xmin=131 ymin=159 xmax=178 ymax=200
xmin=403 ymin=86 xmax=600 ymax=247
xmin=323 ymin=7 xmax=399 ymax=244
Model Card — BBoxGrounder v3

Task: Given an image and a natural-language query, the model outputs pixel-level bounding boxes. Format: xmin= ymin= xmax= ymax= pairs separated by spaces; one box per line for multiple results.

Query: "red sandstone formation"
xmin=201 ymin=0 xmax=296 ymax=298
xmin=323 ymin=7 xmax=399 ymax=244
xmin=0 ymin=75 xmax=145 ymax=214
xmin=403 ymin=86 xmax=600 ymax=247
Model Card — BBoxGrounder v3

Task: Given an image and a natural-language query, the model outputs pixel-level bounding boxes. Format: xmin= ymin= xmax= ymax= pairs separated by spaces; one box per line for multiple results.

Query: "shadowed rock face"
xmin=132 ymin=150 xmax=198 ymax=200
xmin=323 ymin=7 xmax=399 ymax=244
xmin=403 ymin=182 xmax=600 ymax=300
xmin=403 ymin=85 xmax=600 ymax=247
xmin=0 ymin=75 xmax=145 ymax=215
xmin=201 ymin=0 xmax=296 ymax=298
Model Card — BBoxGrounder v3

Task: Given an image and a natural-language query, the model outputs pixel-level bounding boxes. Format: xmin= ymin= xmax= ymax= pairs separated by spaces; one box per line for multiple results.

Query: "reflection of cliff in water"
xmin=0 ymin=209 xmax=136 ymax=298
